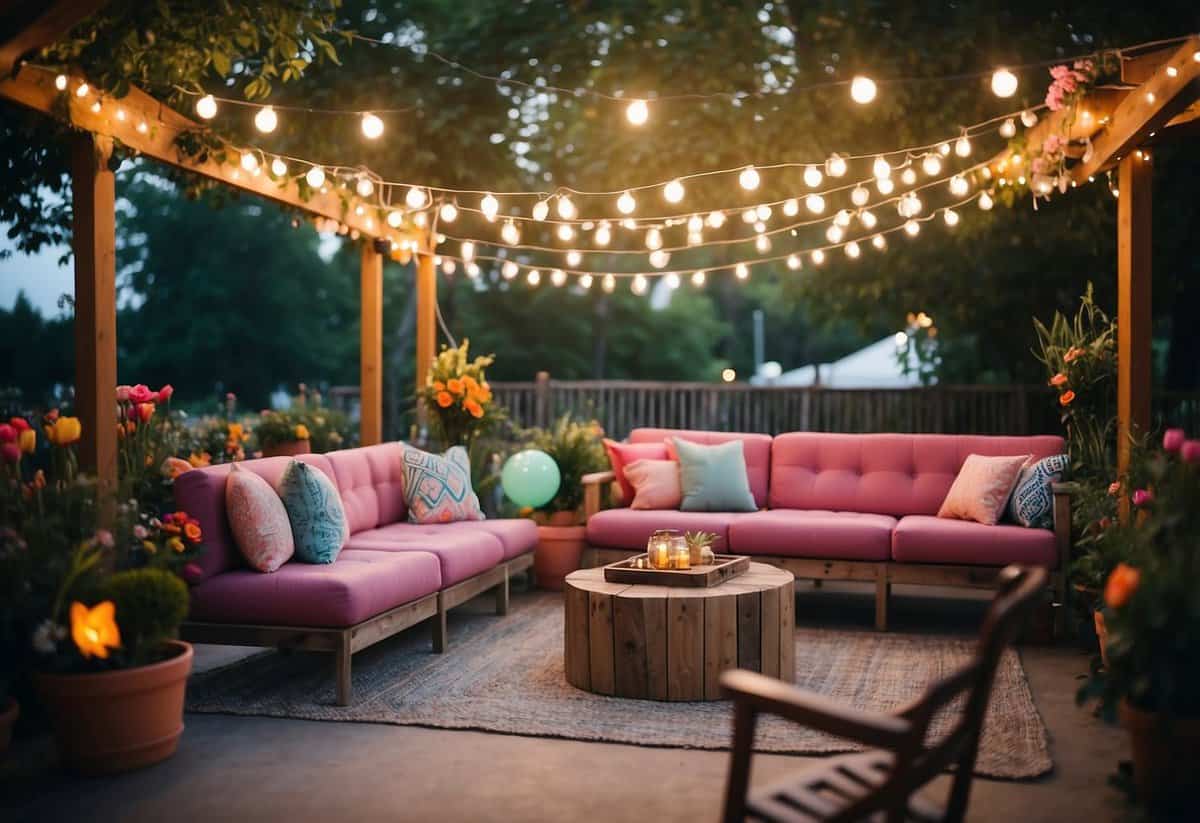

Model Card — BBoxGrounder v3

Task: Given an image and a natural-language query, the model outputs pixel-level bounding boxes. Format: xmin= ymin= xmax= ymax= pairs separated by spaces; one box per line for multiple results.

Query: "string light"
xmin=804 ymin=165 xmax=824 ymax=187
xmin=556 ymin=224 xmax=575 ymax=241
xmin=440 ymin=202 xmax=459 ymax=222
xmin=922 ymin=154 xmax=942 ymax=176
xmin=955 ymin=135 xmax=972 ymax=158
xmin=645 ymin=228 xmax=663 ymax=250
xmin=75 ymin=82 xmax=90 ymax=97
xmin=687 ymin=214 xmax=704 ymax=233
xmin=649 ymin=249 xmax=670 ymax=268
xmin=756 ymin=204 xmax=772 ymax=221
xmin=845 ymin=240 xmax=862 ymax=259
xmin=387 ymin=210 xmax=404 ymax=228
xmin=617 ymin=191 xmax=637 ymax=214
xmin=755 ymin=234 xmax=771 ymax=252
xmin=406 ymin=186 xmax=430 ymax=209
xmin=466 ymin=262 xmax=481 ymax=277
xmin=665 ymin=272 xmax=681 ymax=289
xmin=735 ymin=263 xmax=750 ymax=280
xmin=872 ymin=234 xmax=887 ymax=250
xmin=90 ymin=100 xmax=102 ymax=113
xmin=54 ymin=74 xmax=68 ymax=91
xmin=834 ymin=209 xmax=853 ymax=227
xmin=527 ymin=269 xmax=541 ymax=286
xmin=742 ymin=209 xmax=757 ymax=225
xmin=1021 ymin=109 xmax=1039 ymax=127
xmin=594 ymin=221 xmax=612 ymax=246
xmin=805 ymin=193 xmax=826 ymax=214
xmin=502 ymin=260 xmax=519 ymax=279
xmin=501 ymin=220 xmax=521 ymax=245
xmin=691 ymin=270 xmax=706 ymax=286
xmin=943 ymin=208 xmax=960 ymax=226
xmin=901 ymin=168 xmax=917 ymax=186
xmin=826 ymin=154 xmax=848 ymax=177
xmin=663 ymin=179 xmax=685 ymax=203
xmin=556 ymin=195 xmax=577 ymax=220
xmin=706 ymin=211 xmax=726 ymax=229
xmin=979 ymin=191 xmax=995 ymax=210
xmin=195 ymin=94 xmax=218 ymax=119
xmin=851 ymin=186 xmax=870 ymax=207
xmin=625 ymin=99 xmax=649 ymax=126
xmin=442 ymin=259 xmax=457 ymax=275
xmin=632 ymin=274 xmax=649 ymax=294
xmin=361 ymin=112 xmax=384 ymax=139
xmin=782 ymin=198 xmax=800 ymax=217
xmin=860 ymin=209 xmax=877 ymax=229
xmin=825 ymin=224 xmax=844 ymax=243
xmin=240 ymin=152 xmax=259 ymax=172
xmin=566 ymin=250 xmax=582 ymax=267
xmin=532 ymin=200 xmax=550 ymax=221
xmin=480 ymin=193 xmax=500 ymax=221
xmin=991 ymin=68 xmax=1018 ymax=98
xmin=305 ymin=165 xmax=326 ymax=188
xmin=461 ymin=240 xmax=476 ymax=262
xmin=904 ymin=219 xmax=921 ymax=236
xmin=603 ymin=274 xmax=616 ymax=293
xmin=579 ymin=273 xmax=594 ymax=289
xmin=949 ymin=175 xmax=969 ymax=196
xmin=999 ymin=118 xmax=1017 ymax=138
xmin=850 ymin=75 xmax=877 ymax=104
xmin=786 ymin=254 xmax=802 ymax=270
xmin=254 ymin=106 xmax=278 ymax=133
xmin=812 ymin=249 xmax=826 ymax=265
xmin=270 ymin=157 xmax=288 ymax=177
xmin=551 ymin=268 xmax=567 ymax=287
xmin=872 ymin=156 xmax=891 ymax=180
xmin=356 ymin=177 xmax=374 ymax=197
xmin=739 ymin=166 xmax=760 ymax=191
xmin=876 ymin=177 xmax=895 ymax=195
xmin=753 ymin=220 xmax=767 ymax=234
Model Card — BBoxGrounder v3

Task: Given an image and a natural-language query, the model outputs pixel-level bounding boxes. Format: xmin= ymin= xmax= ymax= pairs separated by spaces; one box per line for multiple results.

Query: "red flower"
xmin=1131 ymin=488 xmax=1153 ymax=507
xmin=8 ymin=417 xmax=30 ymax=432
xmin=1182 ymin=440 xmax=1200 ymax=464
xmin=157 ymin=384 xmax=174 ymax=402
xmin=127 ymin=384 xmax=156 ymax=404
xmin=1 ymin=443 xmax=19 ymax=464
xmin=1163 ymin=428 xmax=1186 ymax=452
xmin=1059 ymin=390 xmax=1076 ymax=406
xmin=0 ymin=424 xmax=14 ymax=444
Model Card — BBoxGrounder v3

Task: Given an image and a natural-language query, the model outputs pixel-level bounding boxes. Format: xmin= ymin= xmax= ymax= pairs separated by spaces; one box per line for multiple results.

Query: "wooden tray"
xmin=602 ymin=554 xmax=750 ymax=588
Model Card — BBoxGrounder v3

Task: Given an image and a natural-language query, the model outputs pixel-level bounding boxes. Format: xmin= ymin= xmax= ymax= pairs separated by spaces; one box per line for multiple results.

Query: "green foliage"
xmin=523 ymin=414 xmax=608 ymax=517
xmin=254 ymin=408 xmax=310 ymax=450
xmin=419 ymin=340 xmax=500 ymax=449
xmin=99 ymin=568 xmax=189 ymax=666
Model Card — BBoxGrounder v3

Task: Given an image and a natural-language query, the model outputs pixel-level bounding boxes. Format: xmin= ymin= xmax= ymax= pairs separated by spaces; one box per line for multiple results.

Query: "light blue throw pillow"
xmin=277 ymin=459 xmax=349 ymax=564
xmin=1008 ymin=454 xmax=1070 ymax=528
xmin=672 ymin=438 xmax=757 ymax=513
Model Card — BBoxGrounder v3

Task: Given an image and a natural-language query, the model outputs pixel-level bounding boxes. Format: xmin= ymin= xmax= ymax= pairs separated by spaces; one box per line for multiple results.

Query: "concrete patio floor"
xmin=4 ymin=582 xmax=1131 ymax=823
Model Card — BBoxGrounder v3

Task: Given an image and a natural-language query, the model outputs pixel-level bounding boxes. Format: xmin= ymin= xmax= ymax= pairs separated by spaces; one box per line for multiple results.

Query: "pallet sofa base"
xmin=182 ymin=550 xmax=533 ymax=706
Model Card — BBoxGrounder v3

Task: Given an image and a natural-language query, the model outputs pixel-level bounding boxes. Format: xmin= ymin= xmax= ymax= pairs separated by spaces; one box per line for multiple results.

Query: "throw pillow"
xmin=277 ymin=459 xmax=349 ymax=564
xmin=603 ymin=439 xmax=670 ymax=505
xmin=1008 ymin=454 xmax=1071 ymax=528
xmin=225 ymin=463 xmax=294 ymax=572
xmin=672 ymin=438 xmax=757 ymax=513
xmin=623 ymin=458 xmax=683 ymax=510
xmin=401 ymin=445 xmax=485 ymax=524
xmin=937 ymin=453 xmax=1031 ymax=526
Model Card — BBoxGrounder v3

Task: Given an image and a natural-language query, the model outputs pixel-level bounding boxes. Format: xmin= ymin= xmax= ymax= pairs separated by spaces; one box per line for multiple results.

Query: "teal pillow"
xmin=672 ymin=438 xmax=757 ymax=513
xmin=277 ymin=459 xmax=349 ymax=564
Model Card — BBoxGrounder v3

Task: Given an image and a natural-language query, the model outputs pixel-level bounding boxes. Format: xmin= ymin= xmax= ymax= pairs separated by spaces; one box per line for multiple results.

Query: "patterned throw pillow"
xmin=225 ymin=463 xmax=294 ymax=572
xmin=1008 ymin=454 xmax=1071 ymax=528
xmin=401 ymin=445 xmax=485 ymax=524
xmin=937 ymin=453 xmax=1030 ymax=526
xmin=277 ymin=459 xmax=349 ymax=564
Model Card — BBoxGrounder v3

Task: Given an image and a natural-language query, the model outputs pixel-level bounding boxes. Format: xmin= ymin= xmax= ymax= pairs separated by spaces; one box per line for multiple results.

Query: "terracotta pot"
xmin=0 ymin=698 xmax=17 ymax=757
xmin=35 ymin=640 xmax=193 ymax=775
xmin=1120 ymin=699 xmax=1200 ymax=807
xmin=262 ymin=438 xmax=311 ymax=458
xmin=547 ymin=510 xmax=581 ymax=527
xmin=535 ymin=524 xmax=588 ymax=591
xmin=1093 ymin=610 xmax=1110 ymax=668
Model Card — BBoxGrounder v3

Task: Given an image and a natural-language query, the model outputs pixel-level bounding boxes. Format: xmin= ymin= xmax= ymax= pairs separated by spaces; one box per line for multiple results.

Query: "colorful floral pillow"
xmin=401 ymin=445 xmax=485 ymax=524
xmin=603 ymin=439 xmax=671 ymax=505
xmin=623 ymin=458 xmax=683 ymax=510
xmin=277 ymin=459 xmax=349 ymax=564
xmin=225 ymin=463 xmax=294 ymax=572
xmin=937 ymin=454 xmax=1031 ymax=526
xmin=1008 ymin=454 xmax=1071 ymax=528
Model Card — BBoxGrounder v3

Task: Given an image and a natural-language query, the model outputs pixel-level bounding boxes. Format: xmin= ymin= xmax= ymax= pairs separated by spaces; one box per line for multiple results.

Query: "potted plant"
xmin=255 ymin=409 xmax=311 ymax=457
xmin=1078 ymin=428 xmax=1200 ymax=813
xmin=522 ymin=415 xmax=607 ymax=590
xmin=417 ymin=340 xmax=500 ymax=451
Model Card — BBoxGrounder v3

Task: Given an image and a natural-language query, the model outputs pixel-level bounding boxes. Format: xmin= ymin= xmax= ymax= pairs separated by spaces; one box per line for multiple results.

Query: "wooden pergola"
xmin=0 ymin=1 xmax=439 ymax=492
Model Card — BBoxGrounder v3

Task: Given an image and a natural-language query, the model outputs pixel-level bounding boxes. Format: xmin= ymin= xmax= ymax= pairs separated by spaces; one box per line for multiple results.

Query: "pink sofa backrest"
xmin=324 ymin=443 xmax=409 ymax=534
xmin=173 ymin=453 xmax=337 ymax=584
xmin=769 ymin=433 xmax=1066 ymax=517
xmin=629 ymin=428 xmax=773 ymax=508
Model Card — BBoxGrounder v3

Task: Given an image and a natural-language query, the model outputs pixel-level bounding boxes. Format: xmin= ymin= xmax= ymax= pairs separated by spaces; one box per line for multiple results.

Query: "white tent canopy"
xmin=755 ymin=336 xmax=933 ymax=388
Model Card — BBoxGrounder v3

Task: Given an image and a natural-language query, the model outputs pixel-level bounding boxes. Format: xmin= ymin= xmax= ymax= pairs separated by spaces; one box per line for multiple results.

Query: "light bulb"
xmin=645 ymin=228 xmax=663 ymax=250
xmin=240 ymin=152 xmax=259 ymax=172
xmin=782 ymin=198 xmax=799 ymax=217
xmin=706 ymin=211 xmax=726 ymax=228
xmin=527 ymin=270 xmax=541 ymax=286
xmin=922 ymin=154 xmax=942 ymax=176
xmin=872 ymin=156 xmax=891 ymax=180
xmin=999 ymin=118 xmax=1017 ymax=138
xmin=387 ymin=210 xmax=403 ymax=228
xmin=663 ymin=179 xmax=685 ymax=203
xmin=443 ymin=260 xmax=458 ymax=275
xmin=753 ymin=221 xmax=766 ymax=234
xmin=804 ymin=165 xmax=823 ymax=188
xmin=1021 ymin=109 xmax=1039 ymax=128
xmin=75 ymin=82 xmax=89 ymax=97
xmin=850 ymin=75 xmax=877 ymax=104
xmin=566 ymin=250 xmax=582 ymax=267
xmin=955 ymin=136 xmax=971 ymax=157
xmin=991 ymin=68 xmax=1018 ymax=98
xmin=845 ymin=241 xmax=861 ymax=259
xmin=557 ymin=223 xmax=575 ymax=242
xmin=978 ymin=191 xmax=995 ymax=210
xmin=406 ymin=186 xmax=429 ymax=209
xmin=834 ymin=209 xmax=853 ymax=227
xmin=741 ymin=208 xmax=757 ymax=225
xmin=603 ymin=274 xmax=616 ymax=293
xmin=755 ymin=234 xmax=771 ymax=253
xmin=826 ymin=153 xmax=848 ymax=177
xmin=90 ymin=100 xmax=101 ymax=113
xmin=805 ymin=193 xmax=826 ymax=214
xmin=905 ymin=193 xmax=923 ymax=216
xmin=739 ymin=166 xmax=760 ymax=191
xmin=756 ymin=204 xmax=772 ymax=221
xmin=551 ymin=269 xmax=567 ymax=287
xmin=826 ymin=224 xmax=844 ymax=244
xmin=135 ymin=119 xmax=148 ymax=134
xmin=938 ymin=141 xmax=951 ymax=156
xmin=501 ymin=220 xmax=520 ymax=245
xmin=55 ymin=74 xmax=68 ymax=91
xmin=440 ymin=202 xmax=458 ymax=222
xmin=735 ymin=263 xmax=750 ymax=280
xmin=787 ymin=254 xmax=802 ymax=271
xmin=411 ymin=212 xmax=426 ymax=228
xmin=356 ymin=177 xmax=374 ymax=198
xmin=851 ymin=186 xmax=870 ymax=207
xmin=860 ymin=209 xmax=877 ymax=229
xmin=626 ymin=99 xmax=649 ymax=126
xmin=621 ymin=218 xmax=637 ymax=230
xmin=594 ymin=221 xmax=612 ymax=246
xmin=580 ymin=274 xmax=593 ymax=289
xmin=466 ymin=262 xmax=480 ymax=277
xmin=254 ymin=106 xmax=278 ymax=133
xmin=692 ymin=270 xmax=707 ymax=286
xmin=904 ymin=219 xmax=920 ymax=236
xmin=812 ymin=249 xmax=825 ymax=265
xmin=361 ymin=112 xmax=384 ymax=139
xmin=532 ymin=200 xmax=550 ymax=221
xmin=502 ymin=260 xmax=518 ymax=279
xmin=949 ymin=175 xmax=969 ymax=196
xmin=943 ymin=208 xmax=960 ymax=227
xmin=617 ymin=191 xmax=637 ymax=214
xmin=649 ymin=249 xmax=670 ymax=269
xmin=481 ymin=193 xmax=500 ymax=221
xmin=195 ymin=94 xmax=218 ymax=119
xmin=872 ymin=234 xmax=887 ymax=250
xmin=901 ymin=168 xmax=917 ymax=186
xmin=461 ymin=241 xmax=475 ymax=261
xmin=270 ymin=157 xmax=288 ymax=177
xmin=556 ymin=195 xmax=577 ymax=220
xmin=876 ymin=177 xmax=895 ymax=195
xmin=666 ymin=272 xmax=681 ymax=289
xmin=687 ymin=214 xmax=704 ymax=233
xmin=632 ymin=274 xmax=649 ymax=294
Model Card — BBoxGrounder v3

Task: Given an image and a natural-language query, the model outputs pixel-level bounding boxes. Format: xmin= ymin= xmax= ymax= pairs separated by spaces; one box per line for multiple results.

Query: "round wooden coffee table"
xmin=563 ymin=562 xmax=795 ymax=701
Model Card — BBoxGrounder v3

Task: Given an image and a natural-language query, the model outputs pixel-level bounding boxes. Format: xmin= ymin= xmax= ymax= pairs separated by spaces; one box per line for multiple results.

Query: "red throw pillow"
xmin=603 ymin=439 xmax=670 ymax=504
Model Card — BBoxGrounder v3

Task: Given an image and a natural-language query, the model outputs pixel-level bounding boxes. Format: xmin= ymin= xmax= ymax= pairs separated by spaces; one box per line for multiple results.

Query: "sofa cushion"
xmin=728 ymin=510 xmax=896 ymax=561
xmin=225 ymin=463 xmax=294 ymax=573
xmin=279 ymin=459 xmax=350 ymax=564
xmin=629 ymin=429 xmax=773 ymax=508
xmin=604 ymin=439 xmax=671 ymax=504
xmin=440 ymin=518 xmax=538 ymax=561
xmin=937 ymin=453 xmax=1030 ymax=526
xmin=187 ymin=549 xmax=442 ymax=628
xmin=891 ymin=515 xmax=1058 ymax=568
xmin=1009 ymin=454 xmax=1071 ymax=528
xmin=585 ymin=508 xmax=745 ymax=551
xmin=325 ymin=443 xmax=408 ymax=534
xmin=400 ymin=445 xmax=484 ymax=524
xmin=623 ymin=458 xmax=682 ymax=510
xmin=174 ymin=454 xmax=337 ymax=583
xmin=671 ymin=438 xmax=758 ymax=512
xmin=346 ymin=522 xmax=504 ymax=585
xmin=769 ymin=433 xmax=1066 ymax=517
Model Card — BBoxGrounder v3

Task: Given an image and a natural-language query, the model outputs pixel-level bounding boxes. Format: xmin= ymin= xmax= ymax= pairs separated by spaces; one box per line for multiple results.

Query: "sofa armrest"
xmin=582 ymin=470 xmax=615 ymax=520
xmin=1051 ymin=482 xmax=1076 ymax=587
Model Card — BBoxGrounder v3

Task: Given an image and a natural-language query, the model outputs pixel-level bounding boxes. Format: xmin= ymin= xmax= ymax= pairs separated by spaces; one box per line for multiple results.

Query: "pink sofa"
xmin=583 ymin=429 xmax=1069 ymax=632
xmin=174 ymin=442 xmax=537 ymax=705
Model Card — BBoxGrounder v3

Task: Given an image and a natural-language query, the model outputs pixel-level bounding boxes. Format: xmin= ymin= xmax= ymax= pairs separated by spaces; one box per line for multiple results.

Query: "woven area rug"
xmin=186 ymin=592 xmax=1052 ymax=779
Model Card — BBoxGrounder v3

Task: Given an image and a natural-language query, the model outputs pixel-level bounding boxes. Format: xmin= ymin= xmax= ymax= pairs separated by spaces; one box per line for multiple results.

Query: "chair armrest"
xmin=1052 ymin=482 xmax=1075 ymax=575
xmin=720 ymin=670 xmax=912 ymax=749
xmin=582 ymin=470 xmax=615 ymax=519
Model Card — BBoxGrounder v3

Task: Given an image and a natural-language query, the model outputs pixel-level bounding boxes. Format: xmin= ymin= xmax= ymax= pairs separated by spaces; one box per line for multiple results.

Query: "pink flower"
xmin=1042 ymin=135 xmax=1064 ymax=155
xmin=115 ymin=385 xmax=132 ymax=402
xmin=1163 ymin=428 xmax=1186 ymax=452
xmin=95 ymin=529 xmax=114 ymax=548
xmin=157 ymin=384 xmax=174 ymax=402
xmin=127 ymin=384 xmax=156 ymax=404
xmin=1107 ymin=481 xmax=1121 ymax=496
xmin=1181 ymin=440 xmax=1200 ymax=464
xmin=182 ymin=562 xmax=203 ymax=582
xmin=133 ymin=525 xmax=149 ymax=540
xmin=1131 ymin=489 xmax=1153 ymax=507
xmin=0 ymin=423 xmax=14 ymax=443
xmin=1 ymin=443 xmax=19 ymax=464
xmin=1031 ymin=157 xmax=1049 ymax=175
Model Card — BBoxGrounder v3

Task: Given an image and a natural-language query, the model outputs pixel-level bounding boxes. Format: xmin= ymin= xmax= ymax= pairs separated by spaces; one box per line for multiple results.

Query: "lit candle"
xmin=671 ymin=537 xmax=691 ymax=570
xmin=650 ymin=539 xmax=671 ymax=570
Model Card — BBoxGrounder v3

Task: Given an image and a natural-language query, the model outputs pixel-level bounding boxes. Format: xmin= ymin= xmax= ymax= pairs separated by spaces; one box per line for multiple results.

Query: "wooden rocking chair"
xmin=720 ymin=565 xmax=1047 ymax=823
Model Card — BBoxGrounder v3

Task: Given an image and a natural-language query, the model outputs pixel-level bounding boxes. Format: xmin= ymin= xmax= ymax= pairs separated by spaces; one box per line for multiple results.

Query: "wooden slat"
xmin=612 ymin=594 xmax=649 ymax=698
xmin=667 ymin=591 xmax=705 ymax=701
xmin=563 ymin=582 xmax=591 ymax=690
xmin=414 ymin=250 xmax=437 ymax=392
xmin=703 ymin=593 xmax=738 ymax=700
xmin=779 ymin=581 xmax=795 ymax=683
xmin=1117 ymin=151 xmax=1153 ymax=485
xmin=760 ymin=583 xmax=781 ymax=679
xmin=587 ymin=590 xmax=616 ymax=695
xmin=359 ymin=241 xmax=383 ymax=445
xmin=736 ymin=590 xmax=762 ymax=672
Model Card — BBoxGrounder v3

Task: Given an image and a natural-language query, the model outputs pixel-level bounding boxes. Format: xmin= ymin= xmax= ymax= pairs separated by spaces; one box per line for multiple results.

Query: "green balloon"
xmin=501 ymin=449 xmax=561 ymax=508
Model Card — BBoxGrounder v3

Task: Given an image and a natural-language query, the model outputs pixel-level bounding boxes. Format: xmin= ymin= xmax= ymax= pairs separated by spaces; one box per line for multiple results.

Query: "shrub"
xmin=100 ymin=568 xmax=189 ymax=666
xmin=524 ymin=414 xmax=607 ymax=517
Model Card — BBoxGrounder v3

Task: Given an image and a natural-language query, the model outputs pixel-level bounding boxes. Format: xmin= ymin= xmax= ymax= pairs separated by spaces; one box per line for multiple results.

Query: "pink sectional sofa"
xmin=583 ymin=429 xmax=1070 ymax=632
xmin=174 ymin=442 xmax=537 ymax=705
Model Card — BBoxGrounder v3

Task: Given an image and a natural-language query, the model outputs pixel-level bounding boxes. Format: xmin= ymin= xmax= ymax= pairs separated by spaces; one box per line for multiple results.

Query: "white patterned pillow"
xmin=225 ymin=463 xmax=294 ymax=572
xmin=1008 ymin=454 xmax=1070 ymax=528
xmin=401 ymin=445 xmax=485 ymax=524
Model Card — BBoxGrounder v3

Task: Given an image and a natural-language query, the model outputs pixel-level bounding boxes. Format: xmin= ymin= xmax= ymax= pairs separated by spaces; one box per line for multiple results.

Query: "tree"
xmin=0 ymin=292 xmax=73 ymax=409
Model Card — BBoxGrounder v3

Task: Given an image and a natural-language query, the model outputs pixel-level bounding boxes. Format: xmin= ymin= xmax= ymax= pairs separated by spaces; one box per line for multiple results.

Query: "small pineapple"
xmin=684 ymin=530 xmax=718 ymax=565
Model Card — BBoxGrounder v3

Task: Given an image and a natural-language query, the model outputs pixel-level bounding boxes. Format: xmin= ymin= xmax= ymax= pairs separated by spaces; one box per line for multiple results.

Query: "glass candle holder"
xmin=647 ymin=530 xmax=676 ymax=570
xmin=670 ymin=536 xmax=691 ymax=569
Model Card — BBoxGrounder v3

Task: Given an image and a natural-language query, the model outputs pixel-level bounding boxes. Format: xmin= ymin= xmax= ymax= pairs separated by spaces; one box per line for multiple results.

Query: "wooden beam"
xmin=71 ymin=131 xmax=117 ymax=497
xmin=359 ymin=241 xmax=383 ymax=446
xmin=1116 ymin=152 xmax=1152 ymax=484
xmin=984 ymin=89 xmax=1123 ymax=179
xmin=1119 ymin=41 xmax=1189 ymax=85
xmin=0 ymin=64 xmax=419 ymax=244
xmin=0 ymin=0 xmax=110 ymax=75
xmin=414 ymin=247 xmax=437 ymax=393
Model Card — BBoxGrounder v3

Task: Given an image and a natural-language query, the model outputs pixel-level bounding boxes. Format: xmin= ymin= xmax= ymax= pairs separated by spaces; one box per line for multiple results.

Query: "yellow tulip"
xmin=45 ymin=416 xmax=82 ymax=446
xmin=18 ymin=428 xmax=35 ymax=454
xmin=70 ymin=600 xmax=122 ymax=660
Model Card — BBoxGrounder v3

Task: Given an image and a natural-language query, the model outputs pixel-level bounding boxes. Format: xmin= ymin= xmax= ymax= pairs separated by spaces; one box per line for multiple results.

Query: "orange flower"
xmin=1049 ymin=373 xmax=1068 ymax=387
xmin=433 ymin=380 xmax=446 ymax=392
xmin=447 ymin=378 xmax=464 ymax=395
xmin=1059 ymin=390 xmax=1076 ymax=406
xmin=464 ymin=399 xmax=484 ymax=419
xmin=1063 ymin=347 xmax=1084 ymax=363
xmin=184 ymin=522 xmax=202 ymax=542
xmin=436 ymin=391 xmax=453 ymax=408
xmin=294 ymin=423 xmax=310 ymax=441
xmin=188 ymin=451 xmax=212 ymax=468
xmin=70 ymin=600 xmax=121 ymax=659
xmin=462 ymin=375 xmax=479 ymax=391
xmin=161 ymin=457 xmax=192 ymax=479
xmin=1104 ymin=563 xmax=1140 ymax=609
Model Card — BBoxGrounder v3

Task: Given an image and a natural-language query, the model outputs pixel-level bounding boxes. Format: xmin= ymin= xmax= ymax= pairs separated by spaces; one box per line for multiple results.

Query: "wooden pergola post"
xmin=359 ymin=241 xmax=383 ymax=445
xmin=71 ymin=132 xmax=117 ymax=495
xmin=414 ymin=237 xmax=437 ymax=393
xmin=1117 ymin=151 xmax=1153 ymax=479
